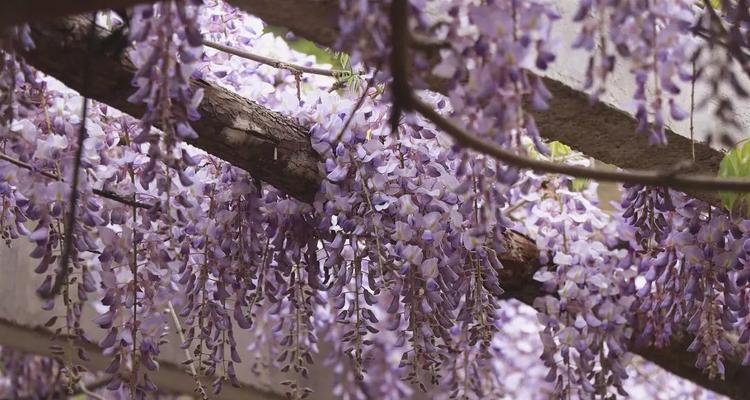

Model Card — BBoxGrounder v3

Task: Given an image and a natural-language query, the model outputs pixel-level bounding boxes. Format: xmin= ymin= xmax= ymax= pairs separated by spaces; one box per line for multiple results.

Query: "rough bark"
xmin=22 ymin=16 xmax=321 ymax=203
xmin=533 ymin=77 xmax=724 ymax=205
xmin=12 ymin=9 xmax=743 ymax=400
xmin=0 ymin=0 xmax=157 ymax=29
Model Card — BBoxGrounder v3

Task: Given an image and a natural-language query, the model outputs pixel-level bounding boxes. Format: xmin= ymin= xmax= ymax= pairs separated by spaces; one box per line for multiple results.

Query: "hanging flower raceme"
xmin=519 ymin=172 xmax=634 ymax=398
xmin=573 ymin=0 xmax=697 ymax=145
xmin=621 ymin=184 xmax=675 ymax=248
xmin=127 ymin=0 xmax=205 ymax=193
xmin=0 ymin=25 xmax=36 ymax=132
xmin=307 ymin=79 xmax=516 ymax=393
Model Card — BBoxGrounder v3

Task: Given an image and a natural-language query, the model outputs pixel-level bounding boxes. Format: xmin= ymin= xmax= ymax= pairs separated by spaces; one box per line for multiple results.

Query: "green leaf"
xmin=528 ymin=141 xmax=590 ymax=191
xmin=571 ymin=178 xmax=590 ymax=192
xmin=696 ymin=0 xmax=722 ymax=9
xmin=718 ymin=140 xmax=750 ymax=215
xmin=549 ymin=141 xmax=572 ymax=159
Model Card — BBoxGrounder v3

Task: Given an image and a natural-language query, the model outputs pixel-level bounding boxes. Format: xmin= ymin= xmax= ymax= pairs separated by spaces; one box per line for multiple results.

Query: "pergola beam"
xmin=0 ymin=316 xmax=282 ymax=400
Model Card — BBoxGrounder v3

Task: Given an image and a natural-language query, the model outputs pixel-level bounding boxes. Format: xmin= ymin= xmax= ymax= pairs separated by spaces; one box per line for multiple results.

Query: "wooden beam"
xmin=0 ymin=316 xmax=282 ymax=400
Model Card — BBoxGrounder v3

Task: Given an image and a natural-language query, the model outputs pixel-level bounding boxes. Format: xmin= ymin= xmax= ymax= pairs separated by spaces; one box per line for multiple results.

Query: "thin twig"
xmin=690 ymin=60 xmax=696 ymax=162
xmin=389 ymin=0 xmax=750 ymax=194
xmin=202 ymin=39 xmax=351 ymax=78
xmin=44 ymin=16 xmax=96 ymax=300
xmin=167 ymin=301 xmax=209 ymax=400
xmin=503 ymin=199 xmax=529 ymax=216
xmin=408 ymin=94 xmax=750 ymax=192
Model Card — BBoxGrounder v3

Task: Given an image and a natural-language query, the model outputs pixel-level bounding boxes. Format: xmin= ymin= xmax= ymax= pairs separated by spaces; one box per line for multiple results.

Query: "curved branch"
xmin=389 ymin=1 xmax=748 ymax=194
xmin=409 ymin=94 xmax=750 ymax=193
xmin=202 ymin=39 xmax=351 ymax=78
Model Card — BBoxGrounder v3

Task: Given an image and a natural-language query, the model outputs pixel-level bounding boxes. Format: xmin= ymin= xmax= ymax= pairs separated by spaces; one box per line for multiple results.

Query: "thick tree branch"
xmin=22 ymin=16 xmax=321 ymax=203
xmin=0 ymin=0 xmax=157 ymax=29
xmin=17 ymin=10 xmax=743 ymax=400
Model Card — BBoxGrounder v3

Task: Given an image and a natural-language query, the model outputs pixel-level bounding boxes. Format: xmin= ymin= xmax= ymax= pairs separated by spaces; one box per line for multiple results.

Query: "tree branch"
xmin=0 ymin=0 xmax=157 ymax=29
xmin=203 ymin=39 xmax=351 ymax=78
xmin=22 ymin=15 xmax=321 ymax=203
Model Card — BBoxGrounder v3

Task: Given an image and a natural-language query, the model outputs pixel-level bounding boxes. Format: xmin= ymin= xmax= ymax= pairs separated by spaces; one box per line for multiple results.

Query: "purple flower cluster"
xmin=573 ymin=0 xmax=697 ymax=145
xmin=621 ymin=184 xmax=675 ymax=247
xmin=0 ymin=25 xmax=35 ymax=130
xmin=514 ymin=173 xmax=634 ymax=398
xmin=127 ymin=0 xmax=204 ymax=192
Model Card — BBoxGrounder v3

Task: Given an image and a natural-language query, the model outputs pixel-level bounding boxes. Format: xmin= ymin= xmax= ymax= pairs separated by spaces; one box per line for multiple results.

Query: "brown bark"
xmin=12 ymin=7 xmax=743 ymax=400
xmin=22 ymin=16 xmax=321 ymax=203
xmin=0 ymin=0 xmax=157 ymax=29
